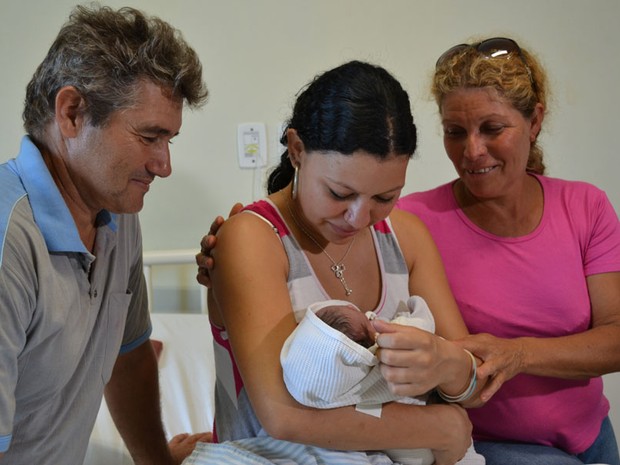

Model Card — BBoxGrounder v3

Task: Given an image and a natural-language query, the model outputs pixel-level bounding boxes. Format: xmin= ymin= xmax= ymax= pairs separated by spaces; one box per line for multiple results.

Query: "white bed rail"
xmin=142 ymin=249 xmax=207 ymax=313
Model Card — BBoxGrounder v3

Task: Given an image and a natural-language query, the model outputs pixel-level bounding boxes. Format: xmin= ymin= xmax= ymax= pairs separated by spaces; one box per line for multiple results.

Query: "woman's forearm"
xmin=258 ymin=401 xmax=470 ymax=453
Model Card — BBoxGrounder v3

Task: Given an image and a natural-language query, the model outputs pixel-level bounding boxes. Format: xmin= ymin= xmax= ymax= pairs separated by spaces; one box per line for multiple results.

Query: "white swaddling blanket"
xmin=279 ymin=297 xmax=485 ymax=465
xmin=280 ymin=296 xmax=434 ymax=409
xmin=280 ymin=297 xmax=436 ymax=465
xmin=182 ymin=297 xmax=484 ymax=465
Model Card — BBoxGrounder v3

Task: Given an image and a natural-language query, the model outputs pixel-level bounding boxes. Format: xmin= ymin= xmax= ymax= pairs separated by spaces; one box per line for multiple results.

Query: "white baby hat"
xmin=280 ymin=300 xmax=397 ymax=408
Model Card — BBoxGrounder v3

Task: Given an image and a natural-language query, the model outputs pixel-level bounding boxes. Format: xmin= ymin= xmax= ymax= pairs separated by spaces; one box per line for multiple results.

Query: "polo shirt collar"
xmin=15 ymin=136 xmax=118 ymax=253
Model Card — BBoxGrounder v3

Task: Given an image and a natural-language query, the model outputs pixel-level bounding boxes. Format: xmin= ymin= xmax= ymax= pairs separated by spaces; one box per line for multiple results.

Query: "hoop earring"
xmin=292 ymin=165 xmax=299 ymax=200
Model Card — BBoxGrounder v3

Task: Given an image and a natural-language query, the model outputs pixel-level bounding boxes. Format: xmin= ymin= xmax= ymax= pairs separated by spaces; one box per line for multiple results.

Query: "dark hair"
xmin=316 ymin=306 xmax=374 ymax=348
xmin=23 ymin=4 xmax=208 ymax=142
xmin=267 ymin=60 xmax=417 ymax=194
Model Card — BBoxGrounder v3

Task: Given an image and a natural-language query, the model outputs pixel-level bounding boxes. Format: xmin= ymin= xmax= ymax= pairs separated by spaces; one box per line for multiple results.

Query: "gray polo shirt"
xmin=0 ymin=136 xmax=151 ymax=464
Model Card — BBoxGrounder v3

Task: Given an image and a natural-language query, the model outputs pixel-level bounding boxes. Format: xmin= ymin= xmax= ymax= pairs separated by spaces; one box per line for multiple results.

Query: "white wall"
xmin=1 ymin=0 xmax=619 ymax=443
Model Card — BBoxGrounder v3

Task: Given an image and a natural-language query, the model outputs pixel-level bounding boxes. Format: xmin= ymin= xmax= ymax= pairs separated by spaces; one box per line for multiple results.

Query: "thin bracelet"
xmin=436 ymin=349 xmax=477 ymax=403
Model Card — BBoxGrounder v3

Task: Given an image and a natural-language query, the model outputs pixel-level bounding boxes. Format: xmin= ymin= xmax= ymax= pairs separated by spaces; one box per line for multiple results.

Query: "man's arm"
xmin=104 ymin=340 xmax=175 ymax=465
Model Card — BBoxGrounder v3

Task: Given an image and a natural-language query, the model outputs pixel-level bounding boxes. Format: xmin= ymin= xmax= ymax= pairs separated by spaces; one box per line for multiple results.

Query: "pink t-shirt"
xmin=397 ymin=174 xmax=620 ymax=454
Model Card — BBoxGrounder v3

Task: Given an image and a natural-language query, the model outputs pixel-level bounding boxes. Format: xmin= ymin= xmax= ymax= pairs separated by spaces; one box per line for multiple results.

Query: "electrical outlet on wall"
xmin=237 ymin=123 xmax=267 ymax=169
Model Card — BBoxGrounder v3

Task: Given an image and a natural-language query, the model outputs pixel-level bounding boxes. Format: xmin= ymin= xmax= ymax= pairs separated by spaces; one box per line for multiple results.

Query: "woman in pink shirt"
xmin=396 ymin=37 xmax=620 ymax=465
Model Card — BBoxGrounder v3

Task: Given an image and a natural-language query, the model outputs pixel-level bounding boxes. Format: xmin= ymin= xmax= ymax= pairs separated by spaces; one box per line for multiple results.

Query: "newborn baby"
xmin=281 ymin=296 xmax=435 ymax=410
xmin=314 ymin=303 xmax=377 ymax=348
xmin=281 ymin=297 xmax=484 ymax=465
xmin=314 ymin=297 xmax=436 ymax=349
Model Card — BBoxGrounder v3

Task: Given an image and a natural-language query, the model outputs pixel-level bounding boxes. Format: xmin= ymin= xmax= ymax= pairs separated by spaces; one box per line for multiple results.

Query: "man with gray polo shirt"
xmin=0 ymin=5 xmax=210 ymax=465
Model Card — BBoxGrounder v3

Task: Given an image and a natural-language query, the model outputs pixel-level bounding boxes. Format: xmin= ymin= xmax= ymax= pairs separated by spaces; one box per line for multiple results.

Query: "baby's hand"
xmin=168 ymin=432 xmax=213 ymax=464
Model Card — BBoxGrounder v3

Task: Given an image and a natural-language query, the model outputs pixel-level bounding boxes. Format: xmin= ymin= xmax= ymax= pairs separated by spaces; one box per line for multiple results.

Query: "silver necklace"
xmin=286 ymin=201 xmax=355 ymax=296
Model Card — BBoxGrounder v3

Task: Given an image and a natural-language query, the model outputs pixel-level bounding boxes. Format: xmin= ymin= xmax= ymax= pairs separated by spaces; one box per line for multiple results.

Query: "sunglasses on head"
xmin=436 ymin=37 xmax=535 ymax=88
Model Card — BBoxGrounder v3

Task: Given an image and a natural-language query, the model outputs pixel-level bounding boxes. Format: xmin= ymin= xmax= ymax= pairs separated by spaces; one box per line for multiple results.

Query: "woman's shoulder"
xmin=537 ymin=174 xmax=612 ymax=209
xmin=387 ymin=207 xmax=437 ymax=253
xmin=537 ymin=173 xmax=606 ymax=192
xmin=397 ymin=181 xmax=456 ymax=216
xmin=213 ymin=201 xmax=290 ymax=289
xmin=241 ymin=198 xmax=295 ymax=238
xmin=389 ymin=206 xmax=427 ymax=228
xmin=217 ymin=199 xmax=286 ymax=248
xmin=242 ymin=199 xmax=277 ymax=216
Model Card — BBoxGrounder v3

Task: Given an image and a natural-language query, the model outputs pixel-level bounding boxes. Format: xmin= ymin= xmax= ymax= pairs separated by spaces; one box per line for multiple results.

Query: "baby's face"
xmin=317 ymin=304 xmax=378 ymax=348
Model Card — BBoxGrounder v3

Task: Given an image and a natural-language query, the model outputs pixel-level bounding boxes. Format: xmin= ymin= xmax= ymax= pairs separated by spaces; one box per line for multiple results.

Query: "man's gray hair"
xmin=23 ymin=4 xmax=208 ymax=142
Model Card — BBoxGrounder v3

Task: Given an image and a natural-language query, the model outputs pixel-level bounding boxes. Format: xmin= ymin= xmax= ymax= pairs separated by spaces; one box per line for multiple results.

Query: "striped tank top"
xmin=210 ymin=199 xmax=410 ymax=442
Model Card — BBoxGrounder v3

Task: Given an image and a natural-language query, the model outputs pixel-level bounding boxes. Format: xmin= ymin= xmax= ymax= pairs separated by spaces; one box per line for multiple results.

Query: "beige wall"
xmin=1 ymin=0 xmax=619 ymax=441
